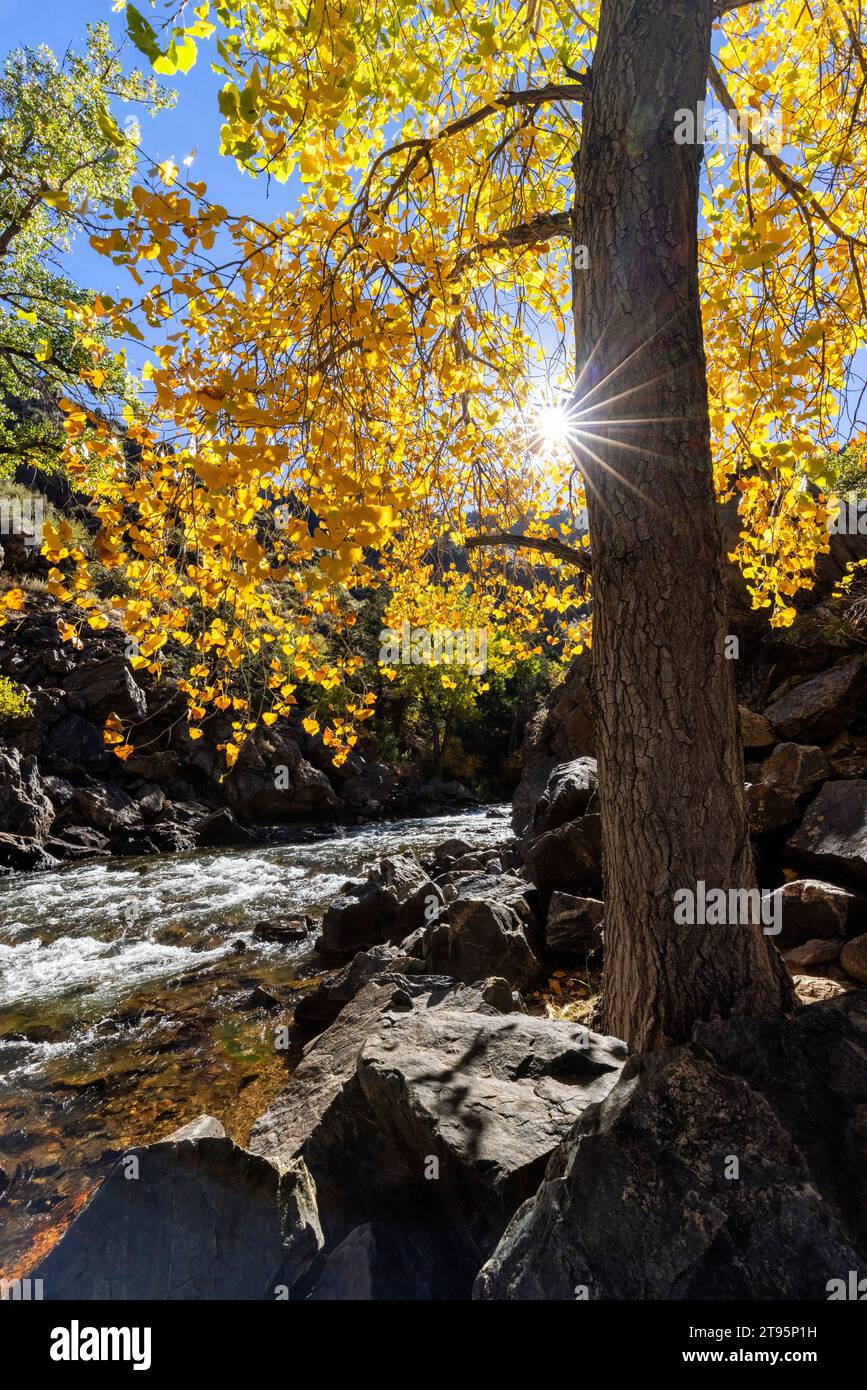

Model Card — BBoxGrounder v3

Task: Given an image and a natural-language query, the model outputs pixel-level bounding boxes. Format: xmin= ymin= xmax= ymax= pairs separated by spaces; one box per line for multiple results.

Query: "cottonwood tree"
xmin=50 ymin=0 xmax=866 ymax=1047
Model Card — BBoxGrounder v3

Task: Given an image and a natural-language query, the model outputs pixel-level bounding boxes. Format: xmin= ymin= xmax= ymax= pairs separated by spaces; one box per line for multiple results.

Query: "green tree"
xmin=0 ymin=22 xmax=172 ymax=473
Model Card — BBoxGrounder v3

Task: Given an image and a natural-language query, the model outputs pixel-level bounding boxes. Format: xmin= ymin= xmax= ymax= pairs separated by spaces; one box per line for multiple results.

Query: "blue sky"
xmin=1 ymin=2 xmax=863 ymax=442
xmin=0 ymin=0 xmax=291 ymax=360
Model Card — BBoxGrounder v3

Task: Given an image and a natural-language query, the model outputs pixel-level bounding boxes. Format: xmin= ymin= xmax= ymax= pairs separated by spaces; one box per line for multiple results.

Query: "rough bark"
xmin=572 ymin=0 xmax=794 ymax=1049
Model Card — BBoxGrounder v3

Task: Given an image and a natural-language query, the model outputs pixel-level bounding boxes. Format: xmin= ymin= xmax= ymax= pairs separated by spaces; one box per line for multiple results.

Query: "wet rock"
xmin=787 ymin=780 xmax=867 ymax=886
xmin=475 ymin=996 xmax=867 ymax=1300
xmin=195 ymin=807 xmax=257 ymax=848
xmin=425 ymin=899 xmax=543 ymax=990
xmin=0 ymin=831 xmax=59 ymax=873
xmin=0 ymin=746 xmax=54 ymax=839
xmin=35 ymin=1114 xmax=323 ymax=1300
xmin=766 ymin=878 xmax=866 ymax=948
xmin=545 ymin=893 xmax=604 ymax=955
xmin=840 ymin=932 xmax=867 ymax=984
xmin=237 ymin=986 xmax=284 ymax=1012
xmin=524 ymin=815 xmax=603 ymax=906
xmin=45 ymin=825 xmax=109 ymax=860
xmin=253 ymin=916 xmax=313 ymax=944
xmin=431 ymin=838 xmax=476 ymax=867
xmin=528 ymin=758 xmax=598 ymax=838
xmin=318 ymin=855 xmax=440 ymax=957
xmin=739 ymin=706 xmax=776 ymax=750
xmin=114 ymin=822 xmax=194 ymax=855
xmin=764 ymin=655 xmax=865 ymax=741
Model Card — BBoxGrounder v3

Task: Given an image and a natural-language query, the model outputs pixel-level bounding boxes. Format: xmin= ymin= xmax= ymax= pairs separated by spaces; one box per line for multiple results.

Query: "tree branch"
xmin=708 ymin=62 xmax=867 ymax=250
xmin=464 ymin=531 xmax=593 ymax=574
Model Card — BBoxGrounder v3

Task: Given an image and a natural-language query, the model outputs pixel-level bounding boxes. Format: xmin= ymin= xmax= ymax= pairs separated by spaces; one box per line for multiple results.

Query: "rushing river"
xmin=0 ymin=807 xmax=512 ymax=1276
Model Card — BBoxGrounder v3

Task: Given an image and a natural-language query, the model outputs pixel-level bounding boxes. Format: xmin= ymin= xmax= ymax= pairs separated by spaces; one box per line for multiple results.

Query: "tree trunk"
xmin=572 ymin=0 xmax=794 ymax=1050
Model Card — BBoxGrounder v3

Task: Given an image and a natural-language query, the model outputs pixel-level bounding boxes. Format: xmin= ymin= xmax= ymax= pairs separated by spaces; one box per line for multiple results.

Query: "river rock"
xmin=524 ymin=814 xmax=603 ymax=905
xmin=545 ymin=893 xmax=604 ymax=955
xmin=840 ymin=932 xmax=867 ymax=984
xmin=195 ymin=807 xmax=258 ymax=848
xmin=318 ymin=855 xmax=441 ymax=957
xmin=356 ymin=1008 xmax=627 ymax=1257
xmin=0 ymin=746 xmax=54 ymax=839
xmin=424 ymin=899 xmax=543 ymax=990
xmin=764 ymin=655 xmax=865 ymax=741
xmin=529 ymin=758 xmax=598 ymax=838
xmin=475 ymin=994 xmax=867 ymax=1300
xmin=787 ymin=780 xmax=867 ymax=885
xmin=0 ymin=831 xmax=59 ymax=873
xmin=294 ymin=945 xmax=402 ymax=1034
xmin=250 ymin=983 xmax=625 ymax=1290
xmin=71 ymin=782 xmax=142 ymax=835
xmin=35 ymin=1115 xmax=323 ymax=1300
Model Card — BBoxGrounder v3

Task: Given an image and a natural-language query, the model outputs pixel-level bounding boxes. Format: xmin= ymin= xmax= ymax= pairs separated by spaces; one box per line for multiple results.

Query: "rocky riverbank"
xmin=8 ymin=524 xmax=867 ymax=1299
xmin=0 ymin=591 xmax=481 ymax=876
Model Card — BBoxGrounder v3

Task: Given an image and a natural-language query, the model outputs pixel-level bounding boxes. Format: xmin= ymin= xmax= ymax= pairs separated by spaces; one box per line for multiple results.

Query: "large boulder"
xmin=318 ymin=856 xmax=441 ymax=957
xmin=528 ymin=758 xmax=598 ymax=839
xmin=787 ymin=779 xmax=867 ymax=885
xmin=425 ymin=899 xmax=543 ymax=990
xmin=357 ymin=1008 xmax=627 ymax=1256
xmin=765 ymin=878 xmax=867 ymax=949
xmin=0 ymin=746 xmax=54 ymax=839
xmin=545 ymin=893 xmax=604 ymax=955
xmin=475 ymin=994 xmax=867 ymax=1300
xmin=35 ymin=1115 xmax=322 ymax=1300
xmin=524 ymin=815 xmax=603 ymax=905
xmin=250 ymin=983 xmax=626 ymax=1292
xmin=195 ymin=807 xmax=257 ymax=848
xmin=307 ymin=1222 xmax=468 ymax=1301
xmin=764 ymin=656 xmax=865 ymax=741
